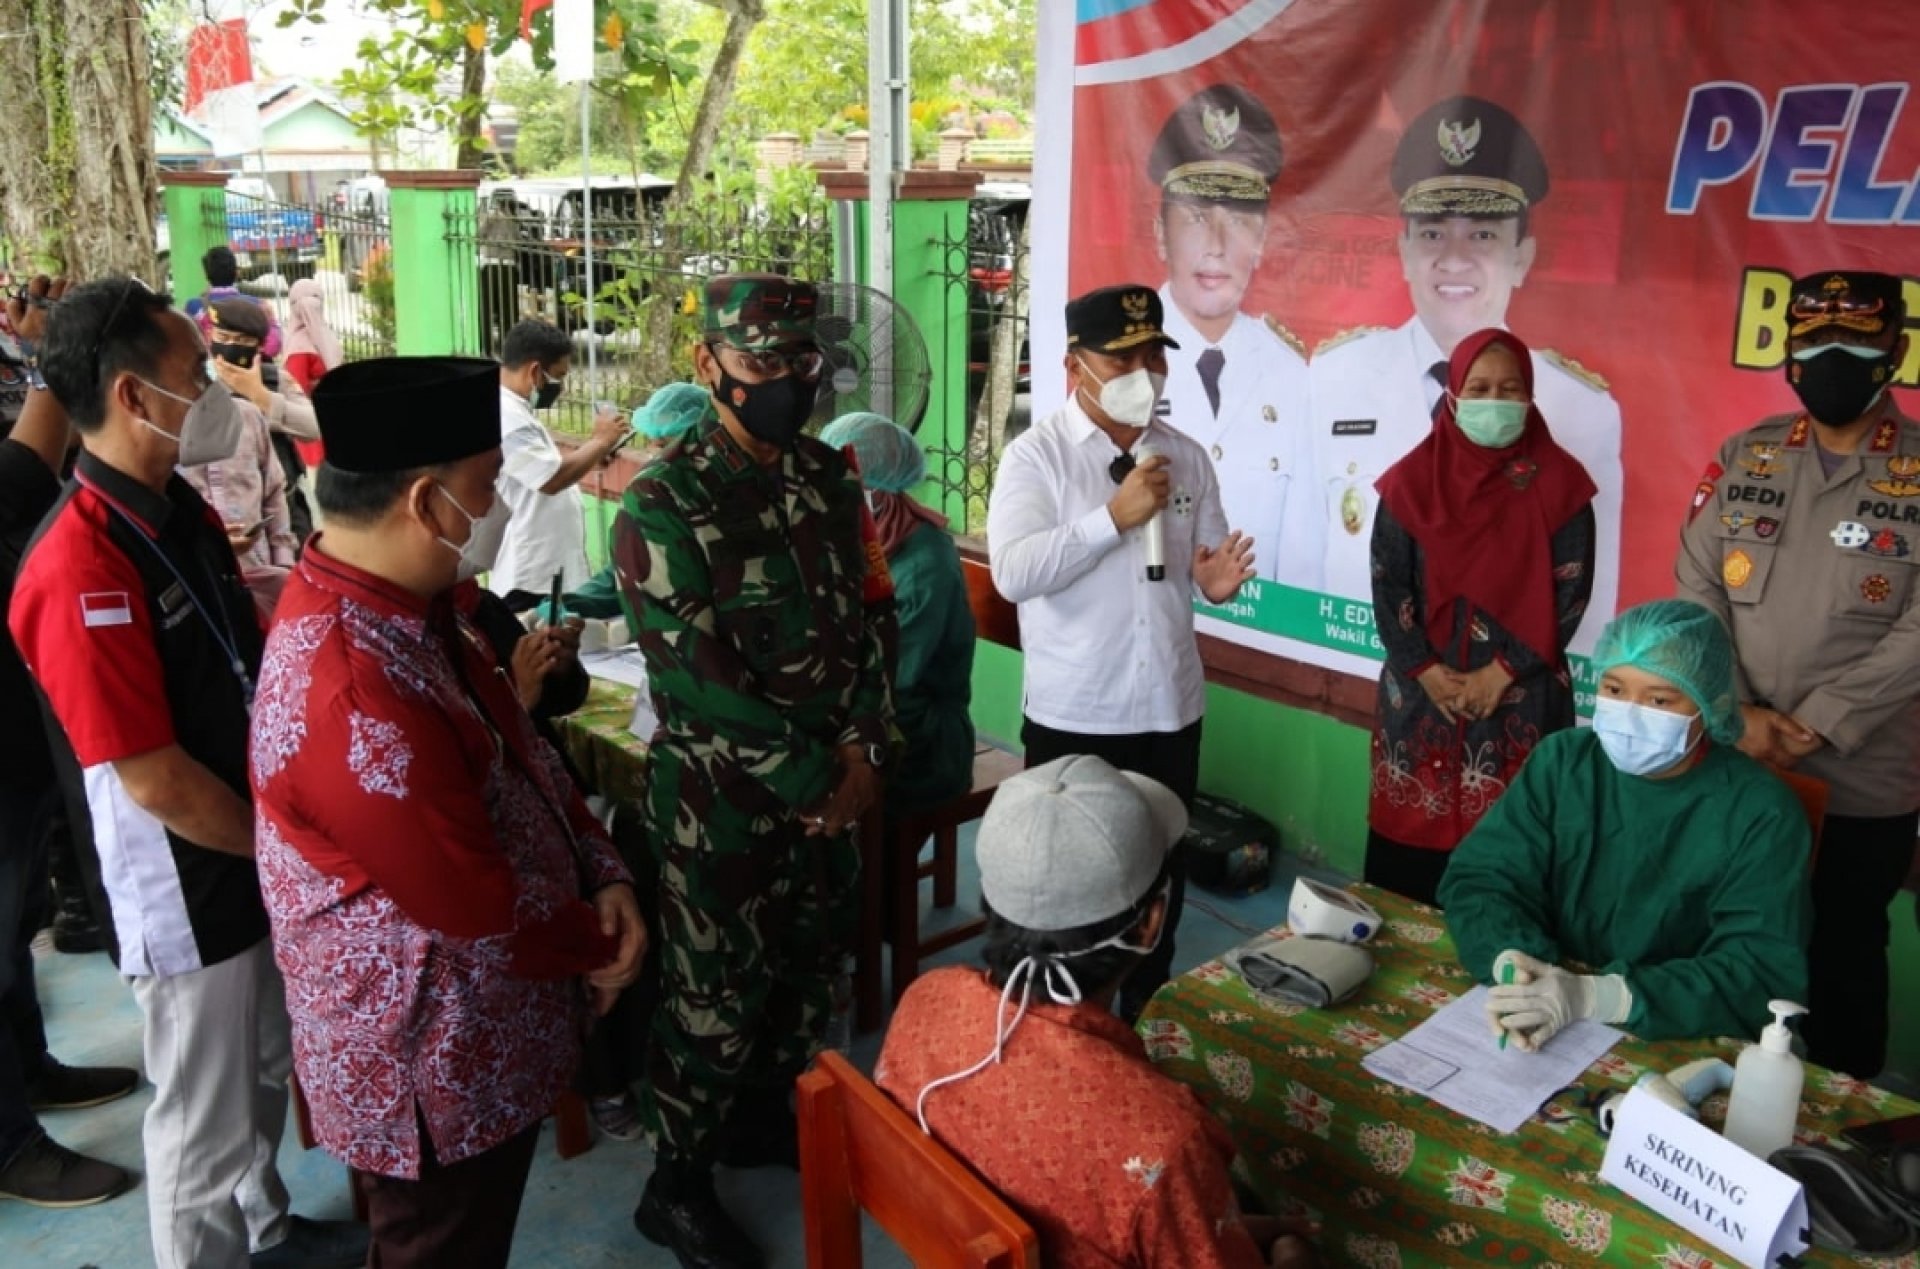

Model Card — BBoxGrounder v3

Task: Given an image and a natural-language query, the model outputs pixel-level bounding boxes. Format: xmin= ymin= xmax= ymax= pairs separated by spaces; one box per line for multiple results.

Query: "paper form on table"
xmin=1361 ymin=986 xmax=1621 ymax=1134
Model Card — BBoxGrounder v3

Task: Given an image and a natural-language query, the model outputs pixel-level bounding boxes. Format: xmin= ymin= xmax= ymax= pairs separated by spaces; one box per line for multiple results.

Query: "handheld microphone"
xmin=1135 ymin=442 xmax=1166 ymax=582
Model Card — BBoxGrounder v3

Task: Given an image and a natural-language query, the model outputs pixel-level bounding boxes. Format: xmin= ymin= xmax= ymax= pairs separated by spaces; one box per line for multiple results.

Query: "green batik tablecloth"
xmin=556 ymin=678 xmax=648 ymax=805
xmin=1139 ymin=883 xmax=1916 ymax=1268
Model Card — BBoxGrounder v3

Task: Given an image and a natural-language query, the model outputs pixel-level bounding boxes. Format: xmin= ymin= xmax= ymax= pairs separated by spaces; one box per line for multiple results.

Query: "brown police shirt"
xmin=1676 ymin=406 xmax=1920 ymax=818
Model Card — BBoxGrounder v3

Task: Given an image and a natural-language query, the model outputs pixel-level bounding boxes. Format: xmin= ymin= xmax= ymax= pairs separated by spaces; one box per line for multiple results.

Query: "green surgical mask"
xmin=1454 ymin=397 xmax=1529 ymax=448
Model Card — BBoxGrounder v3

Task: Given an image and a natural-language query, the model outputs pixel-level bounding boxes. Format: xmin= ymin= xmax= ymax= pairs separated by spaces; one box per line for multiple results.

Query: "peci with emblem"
xmin=1307 ymin=94 xmax=1624 ymax=657
xmin=1145 ymin=83 xmax=1322 ymax=588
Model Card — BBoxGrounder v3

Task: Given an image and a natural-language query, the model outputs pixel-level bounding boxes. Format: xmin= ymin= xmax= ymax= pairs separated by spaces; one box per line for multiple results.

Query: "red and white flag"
xmin=80 ymin=592 xmax=133 ymax=629
xmin=185 ymin=20 xmax=264 ymax=157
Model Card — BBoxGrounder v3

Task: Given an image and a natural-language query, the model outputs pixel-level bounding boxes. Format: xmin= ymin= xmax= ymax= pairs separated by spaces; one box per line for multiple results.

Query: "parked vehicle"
xmin=474 ymin=175 xmax=675 ymax=336
xmin=968 ymin=182 xmax=1032 ymax=402
xmin=224 ymin=177 xmax=320 ymax=284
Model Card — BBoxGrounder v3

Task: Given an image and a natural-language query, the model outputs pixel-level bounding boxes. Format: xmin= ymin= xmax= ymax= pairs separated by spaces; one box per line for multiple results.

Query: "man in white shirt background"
xmin=987 ymin=284 xmax=1255 ymax=1020
xmin=491 ymin=319 xmax=628 ymax=608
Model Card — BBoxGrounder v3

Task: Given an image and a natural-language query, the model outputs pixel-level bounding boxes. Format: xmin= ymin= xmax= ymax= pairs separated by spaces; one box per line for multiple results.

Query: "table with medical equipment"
xmin=1138 ymin=882 xmax=1917 ymax=1266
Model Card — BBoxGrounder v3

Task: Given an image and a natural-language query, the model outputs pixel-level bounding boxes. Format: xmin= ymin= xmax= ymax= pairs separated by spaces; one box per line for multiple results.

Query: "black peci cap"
xmin=313 ymin=357 xmax=502 ymax=474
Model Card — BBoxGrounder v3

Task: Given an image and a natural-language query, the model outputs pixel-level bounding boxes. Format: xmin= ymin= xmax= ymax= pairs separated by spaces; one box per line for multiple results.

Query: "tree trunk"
xmin=969 ymin=213 xmax=1031 ymax=490
xmin=0 ymin=0 xmax=156 ymax=277
xmin=637 ymin=0 xmax=763 ymax=384
xmin=454 ymin=42 xmax=488 ymax=170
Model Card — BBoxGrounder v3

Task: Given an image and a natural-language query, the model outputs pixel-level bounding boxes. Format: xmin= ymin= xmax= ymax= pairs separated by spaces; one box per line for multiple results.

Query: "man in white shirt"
xmin=490 ymin=319 xmax=628 ymax=607
xmin=987 ymin=284 xmax=1254 ymax=1020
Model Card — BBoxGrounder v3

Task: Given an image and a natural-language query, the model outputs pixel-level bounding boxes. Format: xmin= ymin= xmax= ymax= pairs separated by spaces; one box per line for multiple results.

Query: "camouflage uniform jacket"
xmin=612 ymin=424 xmax=892 ymax=819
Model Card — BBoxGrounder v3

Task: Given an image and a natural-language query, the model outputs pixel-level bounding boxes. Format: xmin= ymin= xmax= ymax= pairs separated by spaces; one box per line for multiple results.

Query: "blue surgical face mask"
xmin=1592 ymin=696 xmax=1702 ymax=777
xmin=1452 ymin=397 xmax=1529 ymax=448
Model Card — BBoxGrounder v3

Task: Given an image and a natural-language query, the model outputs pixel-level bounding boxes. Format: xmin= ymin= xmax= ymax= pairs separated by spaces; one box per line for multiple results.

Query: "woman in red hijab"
xmin=1365 ymin=328 xmax=1598 ymax=905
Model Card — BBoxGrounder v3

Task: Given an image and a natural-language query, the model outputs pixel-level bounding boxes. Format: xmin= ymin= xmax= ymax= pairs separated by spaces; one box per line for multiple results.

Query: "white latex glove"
xmin=1485 ymin=949 xmax=1631 ymax=1052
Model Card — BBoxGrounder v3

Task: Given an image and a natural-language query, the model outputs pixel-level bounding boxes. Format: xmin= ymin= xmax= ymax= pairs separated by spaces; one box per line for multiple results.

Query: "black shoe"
xmin=27 ymin=1058 xmax=139 ymax=1112
xmin=250 ymin=1214 xmax=369 ymax=1268
xmin=634 ymin=1162 xmax=765 ymax=1269
xmin=0 ymin=1131 xmax=132 ymax=1208
xmin=50 ymin=908 xmax=104 ymax=955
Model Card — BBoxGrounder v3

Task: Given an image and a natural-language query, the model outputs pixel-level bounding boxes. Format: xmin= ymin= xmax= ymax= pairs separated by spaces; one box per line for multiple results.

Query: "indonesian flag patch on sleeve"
xmin=1688 ymin=461 xmax=1725 ymax=523
xmin=80 ymin=592 xmax=133 ymax=628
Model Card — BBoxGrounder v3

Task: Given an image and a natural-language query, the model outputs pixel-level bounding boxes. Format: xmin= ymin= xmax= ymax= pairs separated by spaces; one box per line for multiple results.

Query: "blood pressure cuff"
xmin=1231 ymin=935 xmax=1373 ymax=1008
xmin=1770 ymin=1145 xmax=1920 ymax=1257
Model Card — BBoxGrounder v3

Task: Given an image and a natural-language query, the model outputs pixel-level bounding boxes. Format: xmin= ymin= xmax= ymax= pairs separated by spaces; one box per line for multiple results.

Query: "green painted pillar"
xmin=383 ymin=170 xmax=483 ymax=356
xmin=820 ymin=168 xmax=981 ymax=530
xmin=160 ymin=171 xmax=230 ymax=303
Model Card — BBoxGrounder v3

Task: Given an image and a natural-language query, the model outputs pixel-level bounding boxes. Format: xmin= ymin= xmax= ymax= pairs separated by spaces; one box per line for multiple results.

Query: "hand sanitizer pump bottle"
xmin=1723 ymin=1000 xmax=1808 ymax=1160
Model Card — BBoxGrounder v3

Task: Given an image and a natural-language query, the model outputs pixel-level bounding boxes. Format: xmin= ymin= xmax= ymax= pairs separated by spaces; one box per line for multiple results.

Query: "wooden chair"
xmin=852 ymin=553 xmax=1025 ymax=1030
xmin=1764 ymin=762 xmax=1829 ymax=870
xmin=797 ymin=1051 xmax=1039 ymax=1269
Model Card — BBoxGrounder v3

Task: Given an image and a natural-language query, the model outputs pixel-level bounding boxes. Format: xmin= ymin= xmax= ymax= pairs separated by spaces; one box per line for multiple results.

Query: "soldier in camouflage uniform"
xmin=614 ymin=273 xmax=892 ymax=1269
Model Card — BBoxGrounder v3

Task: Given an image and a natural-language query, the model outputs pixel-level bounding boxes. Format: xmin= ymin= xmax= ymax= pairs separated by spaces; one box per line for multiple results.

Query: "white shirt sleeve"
xmin=500 ymin=418 xmax=562 ymax=491
xmin=986 ymin=436 xmax=1123 ymax=605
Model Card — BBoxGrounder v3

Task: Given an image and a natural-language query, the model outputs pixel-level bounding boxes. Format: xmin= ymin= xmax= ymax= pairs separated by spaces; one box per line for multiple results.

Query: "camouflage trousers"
xmin=638 ymin=753 xmax=860 ymax=1162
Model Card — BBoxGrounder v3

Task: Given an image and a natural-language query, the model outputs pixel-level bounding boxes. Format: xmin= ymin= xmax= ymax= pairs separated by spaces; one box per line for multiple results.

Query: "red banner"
xmin=1038 ymin=0 xmax=1920 ymax=690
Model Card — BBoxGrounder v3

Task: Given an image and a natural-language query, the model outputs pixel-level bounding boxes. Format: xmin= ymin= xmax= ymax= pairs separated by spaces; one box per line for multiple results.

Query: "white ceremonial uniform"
xmin=1306 ymin=316 xmax=1623 ymax=653
xmin=1155 ymin=287 xmax=1321 ymax=588
xmin=986 ymin=398 xmax=1228 ymax=735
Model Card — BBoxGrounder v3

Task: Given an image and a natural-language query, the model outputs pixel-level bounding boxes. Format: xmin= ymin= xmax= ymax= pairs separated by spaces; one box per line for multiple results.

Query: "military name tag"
xmin=1332 ymin=419 xmax=1377 ymax=436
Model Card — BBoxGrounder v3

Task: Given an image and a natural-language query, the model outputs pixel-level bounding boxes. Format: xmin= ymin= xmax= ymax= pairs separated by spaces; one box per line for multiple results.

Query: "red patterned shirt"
xmin=251 ymin=546 xmax=629 ymax=1178
xmin=877 ymin=968 xmax=1266 ymax=1269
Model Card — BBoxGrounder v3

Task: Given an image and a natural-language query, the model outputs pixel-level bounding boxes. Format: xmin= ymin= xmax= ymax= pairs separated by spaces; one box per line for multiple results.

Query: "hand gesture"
xmin=1107 ymin=452 xmax=1171 ymax=533
xmin=1453 ymin=662 xmax=1514 ymax=723
xmin=5 ymin=275 xmax=67 ymax=345
xmin=1194 ymin=530 xmax=1256 ymax=603
xmin=590 ymin=404 xmax=628 ymax=456
xmin=212 ymin=353 xmax=271 ymax=410
xmin=798 ymin=744 xmax=882 ymax=838
xmin=1737 ymin=704 xmax=1817 ymax=767
xmin=586 ymin=882 xmax=648 ymax=1016
xmin=510 ymin=627 xmax=570 ymax=711
xmin=225 ymin=520 xmax=264 ymax=556
xmin=1416 ymin=664 xmax=1467 ymax=722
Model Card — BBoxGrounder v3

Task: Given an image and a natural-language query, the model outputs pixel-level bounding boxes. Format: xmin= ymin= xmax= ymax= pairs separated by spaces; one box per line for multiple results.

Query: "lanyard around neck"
xmin=105 ymin=502 xmax=255 ymax=710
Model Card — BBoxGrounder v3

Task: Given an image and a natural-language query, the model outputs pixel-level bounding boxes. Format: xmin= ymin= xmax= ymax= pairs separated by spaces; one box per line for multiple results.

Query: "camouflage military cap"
xmin=1789 ymin=270 xmax=1905 ymax=339
xmin=702 ymin=273 xmax=819 ymax=351
xmin=1148 ymin=84 xmax=1283 ymax=206
xmin=1392 ymin=95 xmax=1548 ymax=220
xmin=1066 ymin=284 xmax=1181 ymax=354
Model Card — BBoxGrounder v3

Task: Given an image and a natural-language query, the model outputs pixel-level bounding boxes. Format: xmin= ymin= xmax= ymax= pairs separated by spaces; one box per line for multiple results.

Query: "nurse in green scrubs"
xmin=1441 ymin=599 xmax=1812 ymax=1048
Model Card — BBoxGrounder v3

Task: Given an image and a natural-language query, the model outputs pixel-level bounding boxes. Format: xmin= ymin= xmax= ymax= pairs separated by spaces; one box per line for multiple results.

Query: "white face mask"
xmin=1591 ymin=696 xmax=1702 ymax=777
xmin=433 ymin=483 xmax=510 ymax=583
xmin=138 ymin=374 xmax=244 ymax=467
xmin=1077 ymin=356 xmax=1166 ymax=428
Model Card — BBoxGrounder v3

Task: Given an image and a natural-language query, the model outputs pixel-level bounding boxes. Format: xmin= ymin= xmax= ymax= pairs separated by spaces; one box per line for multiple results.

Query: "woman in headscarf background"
xmin=1441 ymin=599 xmax=1812 ymax=1047
xmin=281 ymin=278 xmax=346 ymax=472
xmin=1364 ymin=327 xmax=1598 ymax=905
xmin=819 ymin=411 xmax=976 ymax=816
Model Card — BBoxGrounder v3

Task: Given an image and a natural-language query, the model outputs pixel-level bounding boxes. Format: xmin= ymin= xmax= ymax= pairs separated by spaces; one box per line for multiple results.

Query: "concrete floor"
xmin=0 ymin=819 xmax=1326 ymax=1268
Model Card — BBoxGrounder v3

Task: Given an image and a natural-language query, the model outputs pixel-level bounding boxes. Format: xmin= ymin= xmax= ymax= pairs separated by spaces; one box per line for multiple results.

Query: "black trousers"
xmin=0 ymin=783 xmax=53 ymax=1164
xmin=352 ymin=1121 xmax=540 ymax=1269
xmin=1019 ymin=717 xmax=1202 ymax=1023
xmin=1363 ymin=831 xmax=1452 ymax=909
xmin=1801 ymin=808 xmax=1920 ymax=1080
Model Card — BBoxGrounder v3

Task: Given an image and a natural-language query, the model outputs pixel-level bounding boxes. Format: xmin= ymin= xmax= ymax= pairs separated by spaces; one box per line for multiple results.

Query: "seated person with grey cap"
xmin=877 ymin=755 xmax=1316 ymax=1269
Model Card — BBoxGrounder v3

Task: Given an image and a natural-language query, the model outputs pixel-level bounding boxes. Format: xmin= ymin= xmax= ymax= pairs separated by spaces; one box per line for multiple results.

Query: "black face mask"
xmin=714 ymin=368 xmax=817 ymax=447
xmin=1789 ymin=345 xmax=1894 ymax=427
xmin=533 ymin=369 xmax=564 ymax=411
xmin=209 ymin=341 xmax=257 ymax=370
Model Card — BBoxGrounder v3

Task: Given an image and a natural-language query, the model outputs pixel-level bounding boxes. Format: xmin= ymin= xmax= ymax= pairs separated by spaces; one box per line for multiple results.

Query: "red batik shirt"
xmin=251 ymin=546 xmax=628 ymax=1178
xmin=877 ymin=967 xmax=1267 ymax=1269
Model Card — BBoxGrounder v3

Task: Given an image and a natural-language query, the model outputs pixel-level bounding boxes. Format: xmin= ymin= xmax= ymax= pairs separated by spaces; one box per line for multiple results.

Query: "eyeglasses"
xmin=712 ymin=342 xmax=825 ymax=382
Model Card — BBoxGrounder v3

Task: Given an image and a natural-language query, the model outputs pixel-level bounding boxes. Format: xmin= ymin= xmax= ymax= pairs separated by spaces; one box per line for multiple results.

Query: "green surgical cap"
xmin=1592 ymin=599 xmax=1743 ymax=744
xmin=632 ymin=382 xmax=715 ymax=441
xmin=817 ymin=411 xmax=925 ymax=493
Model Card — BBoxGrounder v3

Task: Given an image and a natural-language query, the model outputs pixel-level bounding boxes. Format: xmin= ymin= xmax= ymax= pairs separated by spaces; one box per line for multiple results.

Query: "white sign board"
xmin=1601 ymin=1088 xmax=1809 ymax=1268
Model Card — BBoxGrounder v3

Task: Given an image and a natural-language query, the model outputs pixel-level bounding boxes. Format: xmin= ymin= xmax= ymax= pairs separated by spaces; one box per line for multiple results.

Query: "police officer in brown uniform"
xmin=1676 ymin=269 xmax=1920 ymax=1079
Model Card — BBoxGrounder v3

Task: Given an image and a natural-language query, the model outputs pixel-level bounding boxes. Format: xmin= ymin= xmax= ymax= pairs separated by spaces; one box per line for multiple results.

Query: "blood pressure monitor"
xmin=1286 ymin=877 xmax=1383 ymax=944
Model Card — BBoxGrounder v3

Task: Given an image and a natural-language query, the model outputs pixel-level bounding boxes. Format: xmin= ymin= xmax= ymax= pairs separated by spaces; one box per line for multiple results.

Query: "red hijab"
xmin=1373 ymin=328 xmax=1596 ymax=668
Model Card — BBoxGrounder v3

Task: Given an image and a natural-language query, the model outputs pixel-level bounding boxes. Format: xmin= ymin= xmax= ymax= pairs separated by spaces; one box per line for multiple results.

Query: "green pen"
xmin=1498 ymin=960 xmax=1515 ymax=1050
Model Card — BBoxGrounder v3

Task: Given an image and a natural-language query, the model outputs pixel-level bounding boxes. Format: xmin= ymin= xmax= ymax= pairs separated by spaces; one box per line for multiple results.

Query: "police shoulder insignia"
xmin=1539 ymin=349 xmax=1610 ymax=393
xmin=1312 ymin=325 xmax=1387 ymax=358
xmin=1261 ymin=314 xmax=1307 ymax=358
xmin=1687 ymin=460 xmax=1725 ymax=523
